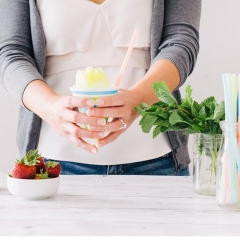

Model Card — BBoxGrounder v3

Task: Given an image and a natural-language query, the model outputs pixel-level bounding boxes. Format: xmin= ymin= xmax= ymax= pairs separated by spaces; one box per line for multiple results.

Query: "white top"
xmin=37 ymin=0 xmax=171 ymax=165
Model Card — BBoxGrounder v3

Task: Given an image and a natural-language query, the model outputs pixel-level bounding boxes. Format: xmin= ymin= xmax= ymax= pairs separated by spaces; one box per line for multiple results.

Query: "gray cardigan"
xmin=0 ymin=0 xmax=201 ymax=170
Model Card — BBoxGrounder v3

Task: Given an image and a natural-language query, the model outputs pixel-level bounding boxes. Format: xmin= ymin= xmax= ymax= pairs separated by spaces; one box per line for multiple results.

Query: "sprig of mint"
xmin=135 ymin=82 xmax=225 ymax=138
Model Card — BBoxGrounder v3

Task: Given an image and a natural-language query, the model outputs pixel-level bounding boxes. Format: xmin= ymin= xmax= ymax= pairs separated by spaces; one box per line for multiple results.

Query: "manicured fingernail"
xmin=98 ymin=132 xmax=105 ymax=138
xmin=97 ymin=118 xmax=106 ymax=126
xmin=91 ymin=148 xmax=97 ymax=154
xmin=87 ymin=109 xmax=95 ymax=116
xmin=86 ymin=99 xmax=94 ymax=106
xmin=96 ymin=142 xmax=102 ymax=148
xmin=88 ymin=125 xmax=96 ymax=130
xmin=96 ymin=99 xmax=104 ymax=106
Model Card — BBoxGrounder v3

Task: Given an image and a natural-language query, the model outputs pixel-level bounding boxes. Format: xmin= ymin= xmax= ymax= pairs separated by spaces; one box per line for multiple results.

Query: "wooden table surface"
xmin=0 ymin=173 xmax=240 ymax=236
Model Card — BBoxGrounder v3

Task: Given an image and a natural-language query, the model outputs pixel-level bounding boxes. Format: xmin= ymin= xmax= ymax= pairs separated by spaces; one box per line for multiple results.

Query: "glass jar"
xmin=193 ymin=133 xmax=222 ymax=196
xmin=216 ymin=122 xmax=240 ymax=210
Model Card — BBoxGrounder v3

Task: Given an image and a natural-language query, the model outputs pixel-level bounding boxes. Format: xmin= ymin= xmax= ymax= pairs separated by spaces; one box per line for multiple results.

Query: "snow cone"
xmin=69 ymin=67 xmax=118 ymax=113
xmin=69 ymin=67 xmax=118 ymax=144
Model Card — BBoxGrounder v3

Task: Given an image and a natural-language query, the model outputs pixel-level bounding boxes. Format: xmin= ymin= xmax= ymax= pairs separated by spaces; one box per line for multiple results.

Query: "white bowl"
xmin=7 ymin=175 xmax=60 ymax=200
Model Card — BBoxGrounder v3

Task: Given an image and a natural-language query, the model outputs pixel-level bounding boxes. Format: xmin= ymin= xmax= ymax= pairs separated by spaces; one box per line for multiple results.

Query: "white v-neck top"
xmin=37 ymin=0 xmax=171 ymax=165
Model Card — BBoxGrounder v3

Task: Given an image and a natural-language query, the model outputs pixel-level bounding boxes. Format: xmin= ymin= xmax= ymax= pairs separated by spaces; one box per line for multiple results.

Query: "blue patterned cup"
xmin=69 ymin=87 xmax=119 ymax=113
xmin=69 ymin=87 xmax=119 ymax=145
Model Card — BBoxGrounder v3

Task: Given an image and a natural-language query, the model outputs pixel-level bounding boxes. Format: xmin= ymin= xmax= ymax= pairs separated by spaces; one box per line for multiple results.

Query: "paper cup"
xmin=69 ymin=87 xmax=119 ymax=145
xmin=69 ymin=88 xmax=118 ymax=113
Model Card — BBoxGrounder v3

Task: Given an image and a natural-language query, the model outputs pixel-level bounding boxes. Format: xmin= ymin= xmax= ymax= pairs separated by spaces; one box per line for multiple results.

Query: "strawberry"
xmin=35 ymin=156 xmax=44 ymax=173
xmin=34 ymin=170 xmax=49 ymax=179
xmin=25 ymin=149 xmax=44 ymax=173
xmin=44 ymin=161 xmax=61 ymax=178
xmin=12 ymin=158 xmax=37 ymax=179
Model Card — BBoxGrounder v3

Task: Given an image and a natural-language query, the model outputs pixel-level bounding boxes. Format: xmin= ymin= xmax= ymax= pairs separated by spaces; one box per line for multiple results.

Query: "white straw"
xmin=114 ymin=29 xmax=139 ymax=87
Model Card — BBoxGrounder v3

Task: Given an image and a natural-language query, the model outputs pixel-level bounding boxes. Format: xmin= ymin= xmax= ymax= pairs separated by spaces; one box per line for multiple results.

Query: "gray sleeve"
xmin=0 ymin=0 xmax=44 ymax=105
xmin=152 ymin=0 xmax=201 ymax=89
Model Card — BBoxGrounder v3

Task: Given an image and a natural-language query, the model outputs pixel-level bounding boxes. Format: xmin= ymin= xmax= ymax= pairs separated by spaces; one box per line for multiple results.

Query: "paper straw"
xmin=223 ymin=74 xmax=240 ymax=175
xmin=224 ymin=142 xmax=229 ymax=203
xmin=114 ymin=29 xmax=139 ymax=87
xmin=237 ymin=92 xmax=240 ymax=198
xmin=223 ymin=75 xmax=240 ymax=174
xmin=238 ymin=74 xmax=240 ymax=148
xmin=222 ymin=76 xmax=232 ymax=130
xmin=218 ymin=137 xmax=229 ymax=205
xmin=222 ymin=74 xmax=234 ymax=122
xmin=230 ymin=74 xmax=238 ymax=122
xmin=222 ymin=76 xmax=240 ymax=171
xmin=222 ymin=75 xmax=239 ymax=203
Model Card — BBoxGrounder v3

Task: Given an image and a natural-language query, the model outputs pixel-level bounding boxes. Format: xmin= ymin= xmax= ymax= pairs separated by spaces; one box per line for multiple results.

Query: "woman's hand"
xmin=42 ymin=95 xmax=108 ymax=153
xmin=86 ymin=89 xmax=140 ymax=148
xmin=23 ymin=80 xmax=107 ymax=154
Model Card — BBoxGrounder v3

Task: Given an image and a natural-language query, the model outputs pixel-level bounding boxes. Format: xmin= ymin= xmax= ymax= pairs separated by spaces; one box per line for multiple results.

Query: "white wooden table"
xmin=0 ymin=173 xmax=240 ymax=236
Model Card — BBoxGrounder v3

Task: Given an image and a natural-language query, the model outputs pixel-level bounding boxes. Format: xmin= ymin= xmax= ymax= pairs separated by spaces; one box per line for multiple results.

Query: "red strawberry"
xmin=25 ymin=149 xmax=44 ymax=173
xmin=12 ymin=158 xmax=37 ymax=179
xmin=35 ymin=157 xmax=44 ymax=174
xmin=44 ymin=161 xmax=61 ymax=178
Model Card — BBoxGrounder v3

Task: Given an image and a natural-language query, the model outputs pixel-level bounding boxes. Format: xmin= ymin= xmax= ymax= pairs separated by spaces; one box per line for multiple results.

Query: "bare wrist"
xmin=23 ymin=80 xmax=59 ymax=119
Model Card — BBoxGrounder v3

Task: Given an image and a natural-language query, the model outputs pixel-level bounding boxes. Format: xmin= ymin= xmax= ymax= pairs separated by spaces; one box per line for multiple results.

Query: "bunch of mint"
xmin=135 ymin=82 xmax=225 ymax=138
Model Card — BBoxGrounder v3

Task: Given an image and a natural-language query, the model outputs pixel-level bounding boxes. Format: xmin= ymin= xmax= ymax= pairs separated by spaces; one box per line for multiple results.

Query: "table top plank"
xmin=1 ymin=220 xmax=240 ymax=236
xmin=1 ymin=174 xmax=240 ymax=236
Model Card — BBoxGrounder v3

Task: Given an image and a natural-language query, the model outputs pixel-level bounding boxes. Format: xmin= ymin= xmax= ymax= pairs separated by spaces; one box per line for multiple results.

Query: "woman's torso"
xmin=36 ymin=0 xmax=172 ymax=165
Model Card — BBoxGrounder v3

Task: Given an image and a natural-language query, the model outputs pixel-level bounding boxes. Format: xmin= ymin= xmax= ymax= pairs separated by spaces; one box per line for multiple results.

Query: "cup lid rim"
xmin=69 ymin=87 xmax=119 ymax=93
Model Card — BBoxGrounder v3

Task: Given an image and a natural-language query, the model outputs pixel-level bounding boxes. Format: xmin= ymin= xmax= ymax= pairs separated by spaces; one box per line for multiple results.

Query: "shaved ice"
xmin=73 ymin=67 xmax=111 ymax=89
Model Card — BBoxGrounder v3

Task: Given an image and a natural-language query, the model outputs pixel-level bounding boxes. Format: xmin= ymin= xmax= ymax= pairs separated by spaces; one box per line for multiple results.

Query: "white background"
xmin=1 ymin=0 xmax=240 ymax=173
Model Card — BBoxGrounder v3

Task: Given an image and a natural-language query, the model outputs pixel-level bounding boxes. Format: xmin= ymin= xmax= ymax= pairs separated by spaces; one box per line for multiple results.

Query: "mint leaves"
xmin=135 ymin=82 xmax=225 ymax=138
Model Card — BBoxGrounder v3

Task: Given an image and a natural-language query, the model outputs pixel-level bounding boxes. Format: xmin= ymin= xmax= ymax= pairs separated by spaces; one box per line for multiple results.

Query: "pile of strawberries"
xmin=11 ymin=149 xmax=61 ymax=179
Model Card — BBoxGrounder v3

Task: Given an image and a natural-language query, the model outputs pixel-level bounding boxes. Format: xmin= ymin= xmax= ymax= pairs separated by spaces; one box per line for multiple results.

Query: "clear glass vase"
xmin=216 ymin=122 xmax=240 ymax=210
xmin=193 ymin=133 xmax=222 ymax=196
